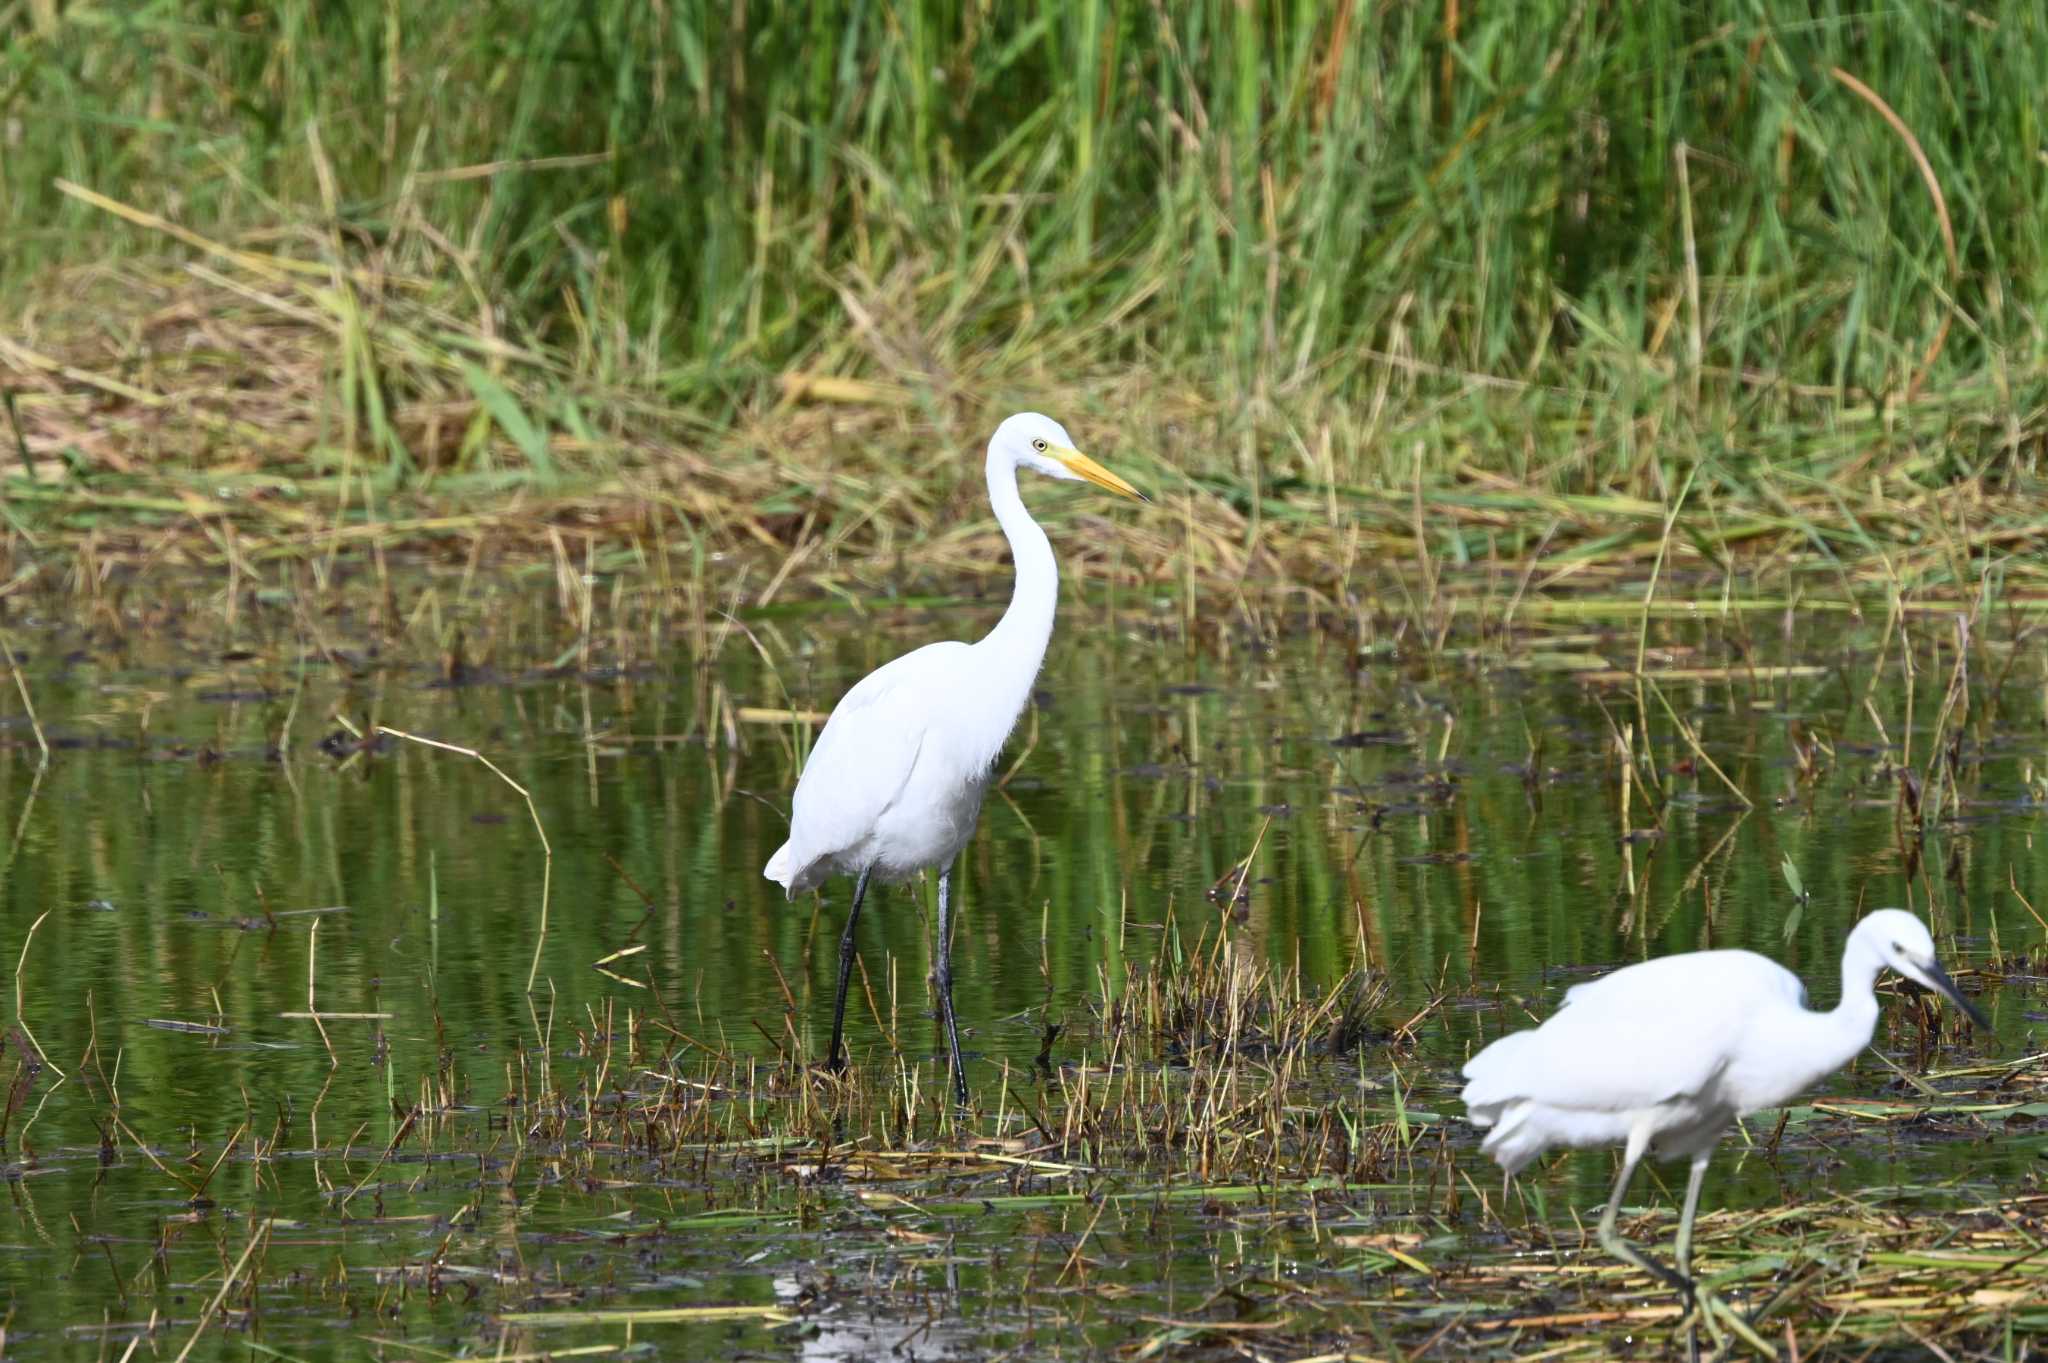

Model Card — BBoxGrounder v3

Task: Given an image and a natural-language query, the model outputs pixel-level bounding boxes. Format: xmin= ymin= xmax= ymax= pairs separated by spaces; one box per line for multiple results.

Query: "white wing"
xmin=1562 ymin=947 xmax=1804 ymax=1013
xmin=1463 ymin=949 xmax=1801 ymax=1115
xmin=767 ymin=641 xmax=971 ymax=890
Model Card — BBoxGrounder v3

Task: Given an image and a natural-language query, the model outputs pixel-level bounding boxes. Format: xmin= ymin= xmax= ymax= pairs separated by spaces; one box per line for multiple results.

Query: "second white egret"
xmin=1462 ymin=909 xmax=1987 ymax=1342
xmin=763 ymin=412 xmax=1143 ymax=1104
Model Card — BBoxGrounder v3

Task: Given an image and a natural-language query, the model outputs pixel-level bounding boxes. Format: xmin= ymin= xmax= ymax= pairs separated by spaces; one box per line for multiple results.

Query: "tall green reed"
xmin=2 ymin=1 xmax=2043 ymax=490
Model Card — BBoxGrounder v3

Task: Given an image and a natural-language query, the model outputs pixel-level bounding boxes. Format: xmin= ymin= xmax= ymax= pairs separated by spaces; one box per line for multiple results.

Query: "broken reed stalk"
xmin=374 ymin=724 xmax=554 ymax=992
xmin=0 ymin=633 xmax=48 ymax=765
xmin=277 ymin=918 xmax=394 ymax=1061
xmin=110 ymin=1113 xmax=201 ymax=1195
xmin=1645 ymin=678 xmax=1753 ymax=809
xmin=1633 ymin=463 xmax=1696 ymax=678
xmin=1826 ymin=67 xmax=1959 ymax=404
xmin=170 ymin=1215 xmax=271 ymax=1363
xmin=2 ymin=760 xmax=43 ymax=877
xmin=299 ymin=916 xmax=331 ymax=1063
xmin=11 ymin=908 xmax=59 ymax=1077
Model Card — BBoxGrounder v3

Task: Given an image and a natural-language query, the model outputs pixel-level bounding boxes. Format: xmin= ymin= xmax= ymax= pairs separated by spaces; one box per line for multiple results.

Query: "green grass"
xmin=2 ymin=2 xmax=2046 ymax=575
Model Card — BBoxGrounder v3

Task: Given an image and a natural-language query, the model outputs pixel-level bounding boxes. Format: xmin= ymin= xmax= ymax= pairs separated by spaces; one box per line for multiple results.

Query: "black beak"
xmin=1922 ymin=958 xmax=1990 ymax=1030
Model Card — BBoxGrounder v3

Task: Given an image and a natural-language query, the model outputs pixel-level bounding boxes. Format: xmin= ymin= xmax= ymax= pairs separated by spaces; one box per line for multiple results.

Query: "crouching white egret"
xmin=763 ymin=412 xmax=1144 ymax=1104
xmin=1462 ymin=909 xmax=1987 ymax=1347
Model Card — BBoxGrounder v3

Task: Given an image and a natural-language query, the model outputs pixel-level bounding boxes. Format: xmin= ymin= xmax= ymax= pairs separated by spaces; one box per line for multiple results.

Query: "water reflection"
xmin=0 ymin=577 xmax=2041 ymax=1356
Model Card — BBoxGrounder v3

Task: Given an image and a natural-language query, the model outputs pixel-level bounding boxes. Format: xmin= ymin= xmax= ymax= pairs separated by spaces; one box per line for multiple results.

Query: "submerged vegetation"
xmin=2 ymin=1 xmax=2046 ymax=584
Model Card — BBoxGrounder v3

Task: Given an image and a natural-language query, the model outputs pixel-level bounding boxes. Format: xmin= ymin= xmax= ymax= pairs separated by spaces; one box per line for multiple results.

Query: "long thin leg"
xmin=933 ymin=864 xmax=968 ymax=1105
xmin=827 ymin=866 xmax=873 ymax=1074
xmin=1596 ymin=1130 xmax=1694 ymax=1298
xmin=1602 ymin=1145 xmax=1770 ymax=1361
xmin=1675 ymin=1153 xmax=1711 ymax=1285
xmin=1675 ymin=1153 xmax=1718 ymax=1360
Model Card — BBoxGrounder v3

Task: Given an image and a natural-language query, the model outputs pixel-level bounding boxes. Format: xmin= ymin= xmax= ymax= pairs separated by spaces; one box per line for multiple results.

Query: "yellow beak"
xmin=1054 ymin=447 xmax=1147 ymax=502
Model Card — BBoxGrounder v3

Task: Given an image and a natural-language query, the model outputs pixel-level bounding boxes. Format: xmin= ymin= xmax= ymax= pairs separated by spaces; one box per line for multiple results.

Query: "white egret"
xmin=763 ymin=412 xmax=1144 ymax=1104
xmin=1462 ymin=909 xmax=1986 ymax=1343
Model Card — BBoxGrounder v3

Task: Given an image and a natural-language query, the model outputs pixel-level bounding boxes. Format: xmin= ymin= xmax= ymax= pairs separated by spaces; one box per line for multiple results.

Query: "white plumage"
xmin=1464 ymin=949 xmax=1809 ymax=1173
xmin=763 ymin=639 xmax=992 ymax=894
xmin=1462 ymin=908 xmax=1987 ymax=1346
xmin=764 ymin=412 xmax=1143 ymax=1103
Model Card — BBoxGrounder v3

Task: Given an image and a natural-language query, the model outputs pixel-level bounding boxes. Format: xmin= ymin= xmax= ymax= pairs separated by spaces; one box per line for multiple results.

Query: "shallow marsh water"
xmin=1 ymin=566 xmax=2045 ymax=1358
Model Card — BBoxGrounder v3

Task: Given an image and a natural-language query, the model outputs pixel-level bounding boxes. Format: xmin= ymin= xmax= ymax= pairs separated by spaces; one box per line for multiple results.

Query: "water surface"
xmin=1 ymin=568 xmax=2041 ymax=1356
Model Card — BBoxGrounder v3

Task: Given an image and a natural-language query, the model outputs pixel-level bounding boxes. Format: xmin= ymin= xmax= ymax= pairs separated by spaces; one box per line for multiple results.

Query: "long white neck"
xmin=975 ymin=452 xmax=1059 ymax=720
xmin=1764 ymin=932 xmax=1888 ymax=1108
xmin=1813 ymin=932 xmax=1887 ymax=1073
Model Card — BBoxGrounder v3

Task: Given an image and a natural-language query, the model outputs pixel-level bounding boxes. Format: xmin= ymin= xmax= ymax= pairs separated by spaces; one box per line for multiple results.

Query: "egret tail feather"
xmin=763 ymin=842 xmax=799 ymax=898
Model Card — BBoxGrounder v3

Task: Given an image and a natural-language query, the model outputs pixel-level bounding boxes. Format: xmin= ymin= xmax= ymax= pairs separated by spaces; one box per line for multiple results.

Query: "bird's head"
xmin=1857 ymin=908 xmax=1989 ymax=1028
xmin=991 ymin=412 xmax=1145 ymax=501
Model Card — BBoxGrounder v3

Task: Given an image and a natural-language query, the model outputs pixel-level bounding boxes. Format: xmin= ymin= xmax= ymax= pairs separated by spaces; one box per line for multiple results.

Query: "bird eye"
xmin=1031 ymin=438 xmax=1048 ymax=452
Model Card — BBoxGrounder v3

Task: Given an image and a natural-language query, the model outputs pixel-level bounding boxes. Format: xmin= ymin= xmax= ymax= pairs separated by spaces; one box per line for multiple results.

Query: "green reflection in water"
xmin=0 ymin=582 xmax=2040 ymax=1356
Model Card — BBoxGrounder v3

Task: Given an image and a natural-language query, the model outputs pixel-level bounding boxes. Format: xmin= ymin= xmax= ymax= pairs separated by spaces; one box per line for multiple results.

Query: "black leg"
xmin=827 ymin=865 xmax=872 ymax=1074
xmin=934 ymin=865 xmax=968 ymax=1105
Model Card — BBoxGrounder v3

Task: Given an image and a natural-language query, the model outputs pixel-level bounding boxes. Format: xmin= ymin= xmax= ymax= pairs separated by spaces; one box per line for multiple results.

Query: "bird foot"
xmin=812 ymin=1050 xmax=855 ymax=1095
xmin=1682 ymin=1284 xmax=1775 ymax=1360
